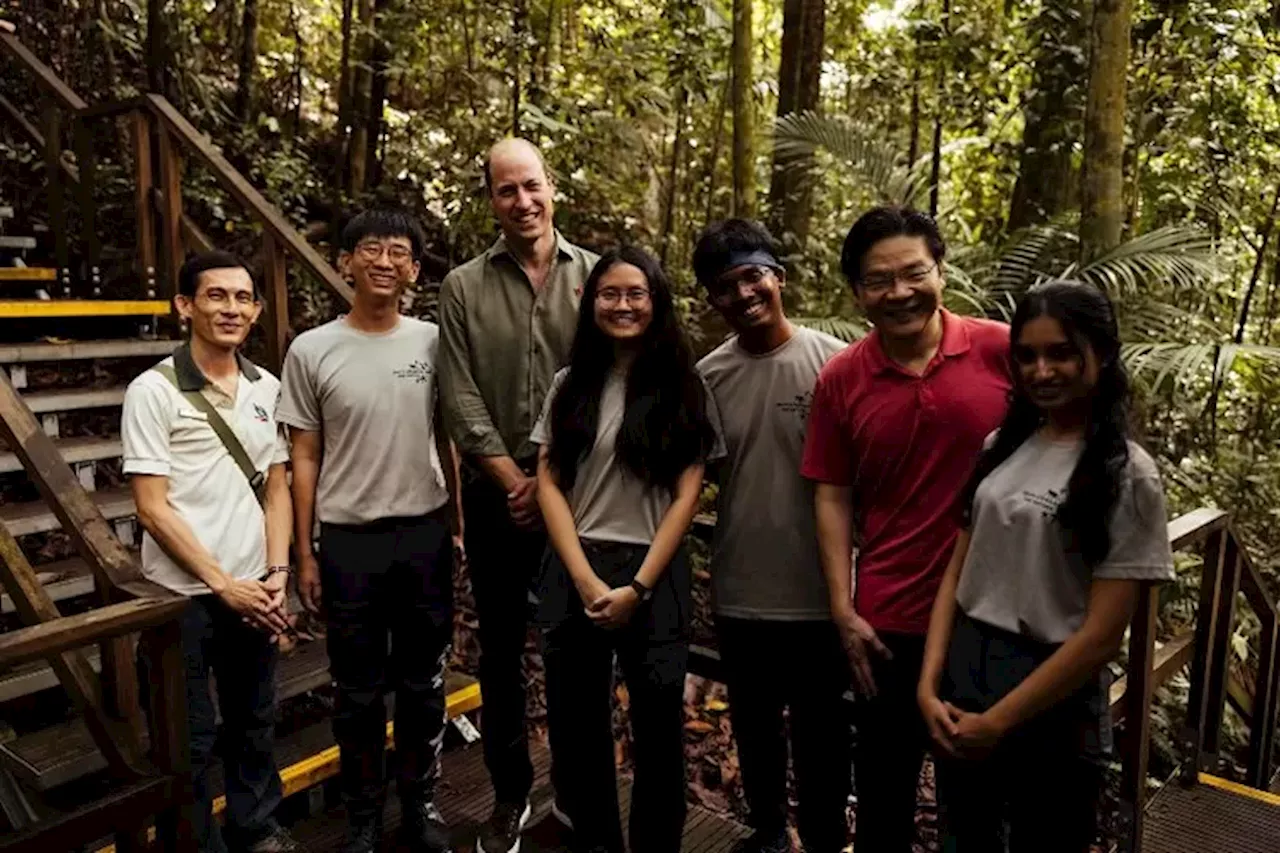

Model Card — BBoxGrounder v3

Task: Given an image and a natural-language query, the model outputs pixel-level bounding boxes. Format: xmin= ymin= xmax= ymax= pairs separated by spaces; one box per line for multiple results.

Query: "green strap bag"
xmin=151 ymin=364 xmax=267 ymax=507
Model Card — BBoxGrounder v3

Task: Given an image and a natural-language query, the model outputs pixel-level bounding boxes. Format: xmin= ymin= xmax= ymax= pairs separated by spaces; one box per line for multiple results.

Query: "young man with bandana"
xmin=694 ymin=219 xmax=851 ymax=853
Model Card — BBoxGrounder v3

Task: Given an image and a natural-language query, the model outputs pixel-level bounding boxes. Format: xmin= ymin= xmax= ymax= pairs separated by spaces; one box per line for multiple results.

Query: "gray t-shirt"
xmin=277 ymin=316 xmax=448 ymax=525
xmin=530 ymin=367 xmax=724 ymax=545
xmin=698 ymin=327 xmax=846 ymax=620
xmin=957 ymin=433 xmax=1174 ymax=644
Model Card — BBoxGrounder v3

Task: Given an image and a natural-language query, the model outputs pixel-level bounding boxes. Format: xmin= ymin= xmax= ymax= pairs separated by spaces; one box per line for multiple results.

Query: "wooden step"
xmin=0 ymin=648 xmax=101 ymax=704
xmin=0 ymin=638 xmax=480 ymax=792
xmin=0 ymin=299 xmax=170 ymax=318
xmin=0 ymin=236 xmax=36 ymax=251
xmin=0 ymin=556 xmax=97 ymax=614
xmin=0 ymin=435 xmax=122 ymax=474
xmin=0 ymin=267 xmax=56 ymax=282
xmin=22 ymin=385 xmax=128 ymax=414
xmin=0 ymin=206 xmax=14 ymax=219
xmin=0 ymin=485 xmax=134 ymax=537
xmin=0 ymin=338 xmax=175 ymax=364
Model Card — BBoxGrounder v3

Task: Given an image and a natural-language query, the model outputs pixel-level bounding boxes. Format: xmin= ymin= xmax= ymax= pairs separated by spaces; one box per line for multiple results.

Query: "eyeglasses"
xmin=354 ymin=241 xmax=415 ymax=264
xmin=709 ymin=265 xmax=775 ymax=303
xmin=859 ymin=262 xmax=938 ymax=293
xmin=596 ymin=287 xmax=651 ymax=307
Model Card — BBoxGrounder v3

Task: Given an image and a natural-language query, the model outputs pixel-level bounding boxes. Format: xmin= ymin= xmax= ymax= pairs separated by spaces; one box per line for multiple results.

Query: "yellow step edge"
xmin=0 ymin=300 xmax=171 ymax=318
xmin=0 ymin=268 xmax=57 ymax=282
xmin=1199 ymin=772 xmax=1280 ymax=807
xmin=94 ymin=681 xmax=482 ymax=853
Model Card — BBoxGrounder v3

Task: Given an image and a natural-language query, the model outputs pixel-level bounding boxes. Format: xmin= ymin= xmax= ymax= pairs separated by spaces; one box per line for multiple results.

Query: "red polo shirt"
xmin=801 ymin=310 xmax=1011 ymax=635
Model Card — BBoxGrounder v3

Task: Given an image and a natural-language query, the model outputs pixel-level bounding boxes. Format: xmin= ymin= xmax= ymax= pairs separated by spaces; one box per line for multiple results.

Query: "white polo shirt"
xmin=121 ymin=344 xmax=290 ymax=596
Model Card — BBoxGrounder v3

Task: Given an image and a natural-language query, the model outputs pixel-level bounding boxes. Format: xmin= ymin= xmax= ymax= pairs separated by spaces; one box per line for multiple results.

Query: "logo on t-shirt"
xmin=776 ymin=391 xmax=815 ymax=424
xmin=252 ymin=403 xmax=269 ymax=423
xmin=393 ymin=360 xmax=434 ymax=384
xmin=1022 ymin=487 xmax=1066 ymax=518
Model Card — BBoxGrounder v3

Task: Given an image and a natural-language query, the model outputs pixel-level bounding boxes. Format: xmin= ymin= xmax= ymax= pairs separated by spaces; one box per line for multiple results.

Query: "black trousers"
xmin=462 ymin=469 xmax=546 ymax=806
xmin=139 ymin=594 xmax=283 ymax=853
xmin=319 ymin=511 xmax=454 ymax=822
xmin=541 ymin=541 xmax=690 ymax=853
xmin=853 ymin=632 xmax=928 ymax=853
xmin=717 ymin=617 xmax=851 ymax=852
xmin=935 ymin=612 xmax=1104 ymax=852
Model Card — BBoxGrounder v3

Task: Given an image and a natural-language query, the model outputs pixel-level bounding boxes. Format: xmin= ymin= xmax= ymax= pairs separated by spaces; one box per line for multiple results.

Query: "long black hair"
xmin=546 ymin=246 xmax=717 ymax=494
xmin=963 ymin=281 xmax=1131 ymax=567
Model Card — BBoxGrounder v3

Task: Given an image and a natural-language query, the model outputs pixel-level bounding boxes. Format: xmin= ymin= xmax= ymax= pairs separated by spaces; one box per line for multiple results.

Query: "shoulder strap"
xmin=152 ymin=364 xmax=266 ymax=507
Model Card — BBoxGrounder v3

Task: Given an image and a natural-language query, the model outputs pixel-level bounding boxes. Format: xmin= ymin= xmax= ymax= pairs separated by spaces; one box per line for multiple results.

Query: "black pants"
xmin=935 ymin=613 xmax=1104 ymax=852
xmin=853 ymin=632 xmax=927 ymax=853
xmin=541 ymin=541 xmax=690 ymax=853
xmin=139 ymin=594 xmax=283 ymax=853
xmin=319 ymin=511 xmax=454 ymax=822
xmin=717 ymin=617 xmax=851 ymax=852
xmin=463 ymin=470 xmax=546 ymax=806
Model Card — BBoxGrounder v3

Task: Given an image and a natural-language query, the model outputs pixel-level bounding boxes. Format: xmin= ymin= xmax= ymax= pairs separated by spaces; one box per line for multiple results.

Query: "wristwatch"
xmin=630 ymin=578 xmax=653 ymax=603
xmin=265 ymin=565 xmax=291 ymax=579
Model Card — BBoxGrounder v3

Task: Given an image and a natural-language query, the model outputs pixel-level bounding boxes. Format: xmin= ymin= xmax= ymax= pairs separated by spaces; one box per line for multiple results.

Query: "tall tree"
xmin=1007 ymin=0 xmax=1086 ymax=231
xmin=1079 ymin=0 xmax=1133 ymax=262
xmin=146 ymin=0 xmax=173 ymax=100
xmin=767 ymin=0 xmax=825 ymax=248
xmin=731 ymin=0 xmax=755 ymax=217
xmin=346 ymin=0 xmax=376 ymax=195
xmin=233 ymin=0 xmax=259 ymax=123
xmin=364 ymin=0 xmax=393 ymax=187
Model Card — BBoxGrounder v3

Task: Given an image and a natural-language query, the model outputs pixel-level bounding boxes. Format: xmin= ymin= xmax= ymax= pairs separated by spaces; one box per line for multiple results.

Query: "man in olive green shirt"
xmin=438 ymin=137 xmax=597 ymax=853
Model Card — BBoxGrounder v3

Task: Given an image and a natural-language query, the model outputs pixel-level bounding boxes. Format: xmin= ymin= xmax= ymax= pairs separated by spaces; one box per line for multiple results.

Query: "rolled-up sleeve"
xmin=439 ymin=269 xmax=508 ymax=457
xmin=121 ymin=375 xmax=172 ymax=476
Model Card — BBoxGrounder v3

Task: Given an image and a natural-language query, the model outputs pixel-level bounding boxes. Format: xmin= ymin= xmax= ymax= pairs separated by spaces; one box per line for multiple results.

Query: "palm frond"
xmin=1119 ymin=298 xmax=1227 ymax=343
xmin=1121 ymin=340 xmax=1280 ymax=394
xmin=1071 ymin=227 xmax=1217 ymax=296
xmin=792 ymin=315 xmax=868 ymax=342
xmin=772 ymin=113 xmax=910 ymax=205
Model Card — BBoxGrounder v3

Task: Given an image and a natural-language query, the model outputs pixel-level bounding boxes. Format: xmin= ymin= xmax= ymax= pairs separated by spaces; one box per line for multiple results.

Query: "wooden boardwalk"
xmin=288 ymin=739 xmax=750 ymax=852
xmin=1142 ymin=774 xmax=1280 ymax=853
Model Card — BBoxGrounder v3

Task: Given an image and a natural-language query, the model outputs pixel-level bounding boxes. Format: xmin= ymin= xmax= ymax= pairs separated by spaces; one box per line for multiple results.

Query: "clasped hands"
xmin=918 ymin=689 xmax=1008 ymax=759
xmin=577 ymin=575 xmax=640 ymax=629
xmin=218 ymin=571 xmax=294 ymax=641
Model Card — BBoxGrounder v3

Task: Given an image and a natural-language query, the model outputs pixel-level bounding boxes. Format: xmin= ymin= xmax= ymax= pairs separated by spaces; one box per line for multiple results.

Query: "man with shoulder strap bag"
xmin=122 ymin=250 xmax=304 ymax=853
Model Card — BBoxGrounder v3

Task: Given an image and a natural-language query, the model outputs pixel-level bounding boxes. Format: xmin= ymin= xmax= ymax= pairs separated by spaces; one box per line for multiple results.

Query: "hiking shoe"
xmin=550 ymin=798 xmax=574 ymax=831
xmin=731 ymin=830 xmax=791 ymax=853
xmin=401 ymin=799 xmax=452 ymax=852
xmin=475 ymin=799 xmax=531 ymax=853
xmin=339 ymin=818 xmax=381 ymax=853
xmin=246 ymin=825 xmax=306 ymax=852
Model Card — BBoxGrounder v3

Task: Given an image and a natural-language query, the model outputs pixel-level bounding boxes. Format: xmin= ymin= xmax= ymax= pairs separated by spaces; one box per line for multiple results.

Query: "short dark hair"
xmin=340 ymin=208 xmax=426 ymax=259
xmin=178 ymin=250 xmax=255 ymax=299
xmin=691 ymin=218 xmax=783 ymax=286
xmin=840 ymin=206 xmax=946 ymax=286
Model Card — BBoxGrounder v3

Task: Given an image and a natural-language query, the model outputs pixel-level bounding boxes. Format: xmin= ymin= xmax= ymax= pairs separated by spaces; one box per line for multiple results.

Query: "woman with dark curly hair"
xmin=531 ymin=245 xmax=721 ymax=853
xmin=917 ymin=281 xmax=1174 ymax=852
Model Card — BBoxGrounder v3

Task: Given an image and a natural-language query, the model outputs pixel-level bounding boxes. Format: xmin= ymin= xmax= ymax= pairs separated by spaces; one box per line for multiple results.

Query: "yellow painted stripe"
xmin=1199 ymin=772 xmax=1280 ymax=807
xmin=0 ymin=300 xmax=171 ymax=318
xmin=0 ymin=268 xmax=58 ymax=282
xmin=94 ymin=682 xmax=481 ymax=853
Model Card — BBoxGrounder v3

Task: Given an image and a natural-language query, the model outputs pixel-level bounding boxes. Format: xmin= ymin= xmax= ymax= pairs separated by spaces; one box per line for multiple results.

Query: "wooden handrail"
xmin=0 ymin=597 xmax=187 ymax=669
xmin=0 ymin=31 xmax=87 ymax=111
xmin=143 ymin=94 xmax=354 ymax=306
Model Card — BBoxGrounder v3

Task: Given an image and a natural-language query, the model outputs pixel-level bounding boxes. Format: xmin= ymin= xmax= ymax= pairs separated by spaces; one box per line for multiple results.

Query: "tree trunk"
xmin=1234 ymin=182 xmax=1280 ymax=344
xmin=1007 ymin=0 xmax=1086 ymax=231
xmin=705 ymin=75 xmax=730 ymax=225
xmin=233 ymin=0 xmax=258 ymax=123
xmin=346 ymin=0 xmax=376 ymax=195
xmin=928 ymin=0 xmax=950 ymax=218
xmin=512 ymin=0 xmax=526 ymax=136
xmin=907 ymin=35 xmax=921 ymax=166
xmin=661 ymin=87 xmax=688 ymax=267
xmin=146 ymin=0 xmax=172 ymax=99
xmin=1079 ymin=0 xmax=1134 ymax=263
xmin=364 ymin=0 xmax=392 ymax=188
xmin=731 ymin=0 xmax=756 ymax=217
xmin=767 ymin=0 xmax=825 ymax=248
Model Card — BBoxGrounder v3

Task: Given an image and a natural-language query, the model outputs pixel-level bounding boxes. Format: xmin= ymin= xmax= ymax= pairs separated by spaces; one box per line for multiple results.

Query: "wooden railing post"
xmin=43 ymin=99 xmax=70 ymax=296
xmin=1246 ymin=607 xmax=1278 ymax=789
xmin=140 ymin=619 xmax=195 ymax=853
xmin=156 ymin=122 xmax=184 ymax=305
xmin=1185 ymin=528 xmax=1226 ymax=774
xmin=130 ymin=108 xmax=160 ymax=302
xmin=72 ymin=114 xmax=100 ymax=295
xmin=261 ymin=233 xmax=289 ymax=373
xmin=1202 ymin=536 xmax=1241 ymax=765
xmin=1118 ymin=582 xmax=1159 ymax=853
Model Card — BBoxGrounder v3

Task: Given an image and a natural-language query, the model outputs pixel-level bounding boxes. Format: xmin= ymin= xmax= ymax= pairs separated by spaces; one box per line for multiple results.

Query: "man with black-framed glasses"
xmin=801 ymin=206 xmax=1011 ymax=851
xmin=278 ymin=209 xmax=463 ymax=853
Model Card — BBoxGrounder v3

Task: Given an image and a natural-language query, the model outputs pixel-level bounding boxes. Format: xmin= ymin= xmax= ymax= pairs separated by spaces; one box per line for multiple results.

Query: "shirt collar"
xmin=868 ymin=309 xmax=971 ymax=376
xmin=172 ymin=341 xmax=261 ymax=391
xmin=486 ymin=230 xmax=574 ymax=262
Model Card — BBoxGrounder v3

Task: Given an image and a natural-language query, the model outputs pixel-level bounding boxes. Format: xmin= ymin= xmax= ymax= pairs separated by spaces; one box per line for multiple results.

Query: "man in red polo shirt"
xmin=801 ymin=206 xmax=1011 ymax=851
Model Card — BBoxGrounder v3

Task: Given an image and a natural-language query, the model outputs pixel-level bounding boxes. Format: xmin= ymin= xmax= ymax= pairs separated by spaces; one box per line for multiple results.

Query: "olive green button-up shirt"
xmin=439 ymin=232 xmax=598 ymax=461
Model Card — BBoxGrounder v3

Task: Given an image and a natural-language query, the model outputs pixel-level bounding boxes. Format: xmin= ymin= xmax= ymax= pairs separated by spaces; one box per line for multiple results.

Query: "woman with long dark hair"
xmin=917 ymin=282 xmax=1174 ymax=851
xmin=530 ymin=245 xmax=720 ymax=853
